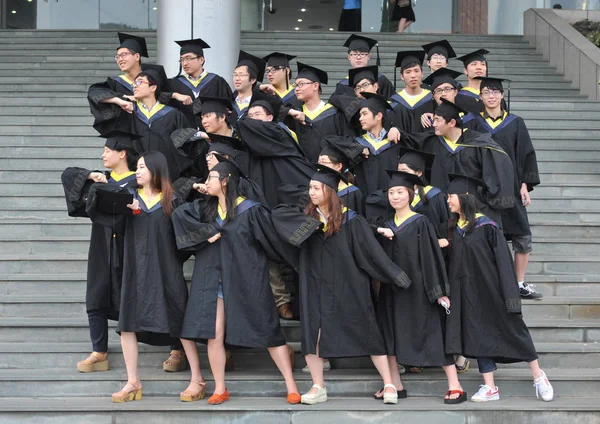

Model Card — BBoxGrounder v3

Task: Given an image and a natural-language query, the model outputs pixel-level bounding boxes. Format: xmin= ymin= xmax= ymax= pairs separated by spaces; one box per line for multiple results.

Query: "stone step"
xmin=1 ymin=396 xmax=598 ymax=424
xmin=529 ymin=210 xmax=600 ymax=224
xmin=527 ymin=255 xmax=600 ymax=276
xmin=511 ymin=100 xmax=600 ymax=110
xmin=533 ymin=185 xmax=600 ymax=197
xmin=0 ymin=97 xmax=88 ymax=107
xmin=0 ymin=220 xmax=90 ymax=238
xmin=0 ymin=125 xmax=96 ymax=136
xmin=0 ymin=106 xmax=90 ymax=116
xmin=530 ymin=239 xmax=600 ymax=256
xmin=526 ymin=274 xmax=600 ymax=297
xmin=530 ymin=222 xmax=600 ymax=238
xmin=536 ymin=162 xmax=599 ymax=173
xmin=536 ymin=150 xmax=600 ymax=161
xmin=539 ymin=173 xmax=600 ymax=183
xmin=529 ymin=198 xmax=600 ymax=211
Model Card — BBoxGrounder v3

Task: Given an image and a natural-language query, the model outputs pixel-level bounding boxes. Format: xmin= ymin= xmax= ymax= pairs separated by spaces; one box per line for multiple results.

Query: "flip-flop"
xmin=444 ymin=389 xmax=467 ymax=404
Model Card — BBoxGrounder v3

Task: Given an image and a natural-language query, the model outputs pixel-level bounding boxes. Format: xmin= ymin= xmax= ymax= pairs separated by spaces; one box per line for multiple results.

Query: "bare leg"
xmin=514 ymin=252 xmax=530 ymax=282
xmin=371 ymin=355 xmax=396 ymax=394
xmin=528 ymin=359 xmax=543 ymax=380
xmin=388 ymin=356 xmax=404 ymax=390
xmin=116 ymin=332 xmax=141 ymax=393
xmin=404 ymin=20 xmax=414 ymax=31
xmin=482 ymin=371 xmax=496 ymax=388
xmin=397 ymin=18 xmax=407 ymax=32
xmin=269 ymin=345 xmax=299 ymax=394
xmin=442 ymin=364 xmax=463 ymax=399
xmin=181 ymin=339 xmax=204 ymax=393
xmin=207 ymin=298 xmax=227 ymax=395
xmin=305 ymin=329 xmax=324 ymax=395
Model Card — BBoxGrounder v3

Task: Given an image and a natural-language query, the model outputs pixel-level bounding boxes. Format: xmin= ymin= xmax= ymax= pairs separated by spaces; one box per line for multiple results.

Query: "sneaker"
xmin=302 ymin=360 xmax=331 ymax=373
xmin=520 ymin=283 xmax=543 ymax=300
xmin=534 ymin=370 xmax=554 ymax=402
xmin=398 ymin=364 xmax=406 ymax=375
xmin=470 ymin=385 xmax=500 ymax=402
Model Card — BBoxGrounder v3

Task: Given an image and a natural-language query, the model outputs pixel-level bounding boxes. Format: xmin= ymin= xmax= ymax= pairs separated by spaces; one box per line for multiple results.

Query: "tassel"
xmin=393 ymin=67 xmax=397 ymax=92
xmin=507 ymin=80 xmax=511 ymax=114
xmin=376 ymin=43 xmax=381 ymax=67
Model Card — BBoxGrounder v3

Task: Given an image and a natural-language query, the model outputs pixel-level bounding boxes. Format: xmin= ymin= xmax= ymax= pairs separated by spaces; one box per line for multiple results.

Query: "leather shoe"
xmin=277 ymin=303 xmax=293 ymax=320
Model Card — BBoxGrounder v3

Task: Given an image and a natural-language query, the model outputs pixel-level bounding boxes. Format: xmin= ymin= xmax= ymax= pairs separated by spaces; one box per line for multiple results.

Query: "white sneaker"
xmin=470 ymin=385 xmax=500 ymax=402
xmin=302 ymin=360 xmax=331 ymax=373
xmin=301 ymin=384 xmax=327 ymax=405
xmin=534 ymin=370 xmax=554 ymax=401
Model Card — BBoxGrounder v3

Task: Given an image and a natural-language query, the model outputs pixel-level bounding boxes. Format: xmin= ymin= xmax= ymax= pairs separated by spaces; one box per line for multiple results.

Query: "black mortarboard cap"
xmin=197 ymin=96 xmax=233 ymax=115
xmin=319 ymin=136 xmax=356 ymax=170
xmin=434 ymin=98 xmax=466 ymax=118
xmin=99 ymin=129 xmax=142 ymax=151
xmin=249 ymin=99 xmax=274 ymax=116
xmin=422 ymin=68 xmax=463 ymax=90
xmin=344 ymin=34 xmax=378 ymax=52
xmin=385 ymin=170 xmax=425 ymax=190
xmin=394 ymin=50 xmax=426 ymax=70
xmin=117 ymin=33 xmax=148 ymax=58
xmin=212 ymin=153 xmax=247 ymax=180
xmin=312 ymin=164 xmax=348 ymax=190
xmin=140 ymin=63 xmax=168 ymax=90
xmin=348 ymin=66 xmax=378 ymax=88
xmin=175 ymin=38 xmax=211 ymax=56
xmin=421 ymin=39 xmax=457 ymax=59
xmin=297 ymin=62 xmax=328 ymax=85
xmin=207 ymin=133 xmax=245 ymax=157
xmin=237 ymin=50 xmax=266 ymax=82
xmin=359 ymin=92 xmax=393 ymax=115
xmin=456 ymin=49 xmax=489 ymax=67
xmin=263 ymin=52 xmax=296 ymax=68
xmin=94 ymin=186 xmax=134 ymax=215
xmin=397 ymin=146 xmax=435 ymax=173
xmin=475 ymin=76 xmax=509 ymax=92
xmin=447 ymin=173 xmax=483 ymax=195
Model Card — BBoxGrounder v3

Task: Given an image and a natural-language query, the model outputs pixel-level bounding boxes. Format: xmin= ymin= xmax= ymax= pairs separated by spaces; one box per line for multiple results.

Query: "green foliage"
xmin=572 ymin=20 xmax=600 ymax=47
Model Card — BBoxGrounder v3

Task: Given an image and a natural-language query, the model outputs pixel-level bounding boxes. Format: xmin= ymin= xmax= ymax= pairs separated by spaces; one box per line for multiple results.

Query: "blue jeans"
xmin=477 ymin=358 xmax=498 ymax=374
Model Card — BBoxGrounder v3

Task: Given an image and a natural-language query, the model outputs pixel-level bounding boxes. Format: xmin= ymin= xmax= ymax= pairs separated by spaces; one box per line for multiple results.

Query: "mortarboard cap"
xmin=297 ymin=62 xmax=328 ymax=85
xmin=475 ymin=76 xmax=509 ymax=92
xmin=344 ymin=34 xmax=378 ymax=52
xmin=447 ymin=173 xmax=483 ymax=195
xmin=319 ymin=136 xmax=357 ymax=170
xmin=197 ymin=96 xmax=233 ymax=115
xmin=94 ymin=186 xmax=134 ymax=215
xmin=175 ymin=38 xmax=211 ymax=56
xmin=348 ymin=66 xmax=378 ymax=88
xmin=237 ymin=50 xmax=266 ymax=82
xmin=456 ymin=49 xmax=489 ymax=67
xmin=99 ymin=129 xmax=142 ymax=151
xmin=212 ymin=153 xmax=247 ymax=180
xmin=207 ymin=133 xmax=245 ymax=157
xmin=140 ymin=63 xmax=168 ymax=91
xmin=398 ymin=146 xmax=435 ymax=173
xmin=359 ymin=92 xmax=393 ymax=116
xmin=385 ymin=170 xmax=425 ymax=190
xmin=394 ymin=50 xmax=426 ymax=70
xmin=434 ymin=98 xmax=466 ymax=118
xmin=421 ymin=39 xmax=456 ymax=60
xmin=117 ymin=33 xmax=149 ymax=58
xmin=263 ymin=52 xmax=296 ymax=68
xmin=311 ymin=164 xmax=348 ymax=190
xmin=422 ymin=68 xmax=463 ymax=90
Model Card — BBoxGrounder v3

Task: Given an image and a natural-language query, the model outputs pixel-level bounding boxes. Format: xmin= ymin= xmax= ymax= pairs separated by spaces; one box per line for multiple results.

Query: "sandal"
xmin=77 ymin=351 xmax=109 ymax=373
xmin=180 ymin=380 xmax=206 ymax=402
xmin=444 ymin=389 xmax=467 ymax=404
xmin=455 ymin=356 xmax=471 ymax=374
xmin=163 ymin=350 xmax=189 ymax=372
xmin=208 ymin=388 xmax=230 ymax=405
xmin=409 ymin=367 xmax=424 ymax=373
xmin=112 ymin=381 xmax=142 ymax=403
xmin=374 ymin=387 xmax=407 ymax=400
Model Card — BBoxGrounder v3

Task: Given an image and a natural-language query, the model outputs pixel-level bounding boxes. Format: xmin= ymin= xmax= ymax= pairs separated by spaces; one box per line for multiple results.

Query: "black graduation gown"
xmin=412 ymin=186 xmax=450 ymax=230
xmin=237 ymin=118 xmax=314 ymax=209
xmin=390 ymin=89 xmax=434 ymax=133
xmin=86 ymin=187 xmax=188 ymax=346
xmin=408 ymin=129 xmax=515 ymax=225
xmin=293 ymin=103 xmax=357 ymax=162
xmin=165 ymin=72 xmax=233 ymax=127
xmin=456 ymin=88 xmax=483 ymax=115
xmin=473 ymin=113 xmax=540 ymax=237
xmin=171 ymin=199 xmax=296 ymax=348
xmin=61 ymin=168 xmax=137 ymax=319
xmin=335 ymin=73 xmax=395 ymax=99
xmin=87 ymin=75 xmax=135 ymax=134
xmin=271 ymin=205 xmax=411 ymax=358
xmin=353 ymin=133 xmax=401 ymax=196
xmin=376 ymin=213 xmax=453 ymax=366
xmin=440 ymin=216 xmax=538 ymax=363
xmin=338 ymin=183 xmax=365 ymax=216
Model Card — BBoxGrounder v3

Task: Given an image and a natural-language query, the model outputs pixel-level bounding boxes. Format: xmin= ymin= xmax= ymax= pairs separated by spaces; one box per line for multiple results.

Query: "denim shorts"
xmin=217 ymin=283 xmax=223 ymax=299
xmin=511 ymin=234 xmax=532 ymax=253
xmin=477 ymin=357 xmax=498 ymax=374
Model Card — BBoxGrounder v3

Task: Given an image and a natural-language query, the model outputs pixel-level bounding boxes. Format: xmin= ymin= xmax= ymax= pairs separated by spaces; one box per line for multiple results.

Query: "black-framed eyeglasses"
xmin=180 ymin=56 xmax=201 ymax=64
xmin=433 ymin=87 xmax=456 ymax=95
xmin=265 ymin=66 xmax=285 ymax=74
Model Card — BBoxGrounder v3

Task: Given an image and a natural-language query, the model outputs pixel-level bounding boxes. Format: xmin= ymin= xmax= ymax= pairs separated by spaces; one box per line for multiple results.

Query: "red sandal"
xmin=444 ymin=389 xmax=467 ymax=404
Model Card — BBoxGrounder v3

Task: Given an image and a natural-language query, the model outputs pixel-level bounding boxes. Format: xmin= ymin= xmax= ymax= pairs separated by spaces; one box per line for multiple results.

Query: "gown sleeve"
xmin=516 ymin=118 xmax=540 ymax=191
xmin=349 ymin=215 xmax=411 ymax=289
xmin=479 ymin=145 xmax=516 ymax=210
xmin=487 ymin=224 xmax=522 ymax=314
xmin=84 ymin=183 xmax=129 ymax=230
xmin=270 ymin=204 xmax=323 ymax=247
xmin=61 ymin=167 xmax=94 ymax=217
xmin=419 ymin=219 xmax=451 ymax=302
xmin=87 ymin=78 xmax=129 ymax=132
xmin=237 ymin=119 xmax=303 ymax=157
xmin=171 ymin=199 xmax=220 ymax=251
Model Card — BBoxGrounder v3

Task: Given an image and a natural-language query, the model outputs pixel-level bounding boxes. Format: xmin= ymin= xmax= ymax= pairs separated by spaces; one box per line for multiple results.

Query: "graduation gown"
xmin=473 ymin=112 xmax=540 ymax=237
xmin=87 ymin=75 xmax=135 ymax=134
xmin=165 ymin=72 xmax=233 ymax=127
xmin=456 ymin=87 xmax=483 ymax=115
xmin=408 ymin=129 xmax=515 ymax=224
xmin=86 ymin=187 xmax=188 ymax=346
xmin=293 ymin=103 xmax=357 ymax=162
xmin=271 ymin=205 xmax=411 ymax=358
xmin=354 ymin=133 xmax=401 ymax=196
xmin=440 ymin=215 xmax=538 ymax=363
xmin=390 ymin=89 xmax=434 ymax=133
xmin=335 ymin=73 xmax=395 ymax=99
xmin=338 ymin=182 xmax=365 ymax=216
xmin=61 ymin=168 xmax=137 ymax=319
xmin=237 ymin=118 xmax=314 ymax=208
xmin=376 ymin=213 xmax=453 ymax=366
xmin=171 ymin=198 xmax=296 ymax=348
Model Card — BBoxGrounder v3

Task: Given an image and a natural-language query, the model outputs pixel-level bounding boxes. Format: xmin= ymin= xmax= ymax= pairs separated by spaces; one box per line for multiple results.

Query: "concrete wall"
xmin=488 ymin=0 xmax=545 ymax=34
xmin=524 ymin=8 xmax=600 ymax=99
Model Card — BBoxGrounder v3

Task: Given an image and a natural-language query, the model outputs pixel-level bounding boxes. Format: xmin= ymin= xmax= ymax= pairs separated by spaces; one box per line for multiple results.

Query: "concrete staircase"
xmin=0 ymin=30 xmax=599 ymax=422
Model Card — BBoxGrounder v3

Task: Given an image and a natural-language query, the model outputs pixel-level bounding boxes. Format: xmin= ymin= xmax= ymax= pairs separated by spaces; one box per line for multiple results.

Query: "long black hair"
xmin=119 ymin=148 xmax=139 ymax=172
xmin=139 ymin=151 xmax=174 ymax=216
xmin=449 ymin=193 xmax=478 ymax=234
xmin=202 ymin=171 xmax=243 ymax=224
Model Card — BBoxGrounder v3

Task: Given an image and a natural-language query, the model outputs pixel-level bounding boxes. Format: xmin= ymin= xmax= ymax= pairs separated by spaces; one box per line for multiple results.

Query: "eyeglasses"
xmin=349 ymin=52 xmax=369 ymax=58
xmin=206 ymin=174 xmax=221 ymax=181
xmin=354 ymin=81 xmax=372 ymax=91
xmin=115 ymin=52 xmax=133 ymax=61
xmin=133 ymin=80 xmax=151 ymax=87
xmin=205 ymin=152 xmax=217 ymax=160
xmin=265 ymin=66 xmax=285 ymax=74
xmin=295 ymin=81 xmax=316 ymax=88
xmin=180 ymin=56 xmax=200 ymax=64
xmin=429 ymin=54 xmax=447 ymax=61
xmin=481 ymin=89 xmax=502 ymax=97
xmin=232 ymin=73 xmax=250 ymax=79
xmin=318 ymin=161 xmax=333 ymax=166
xmin=433 ymin=87 xmax=457 ymax=95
